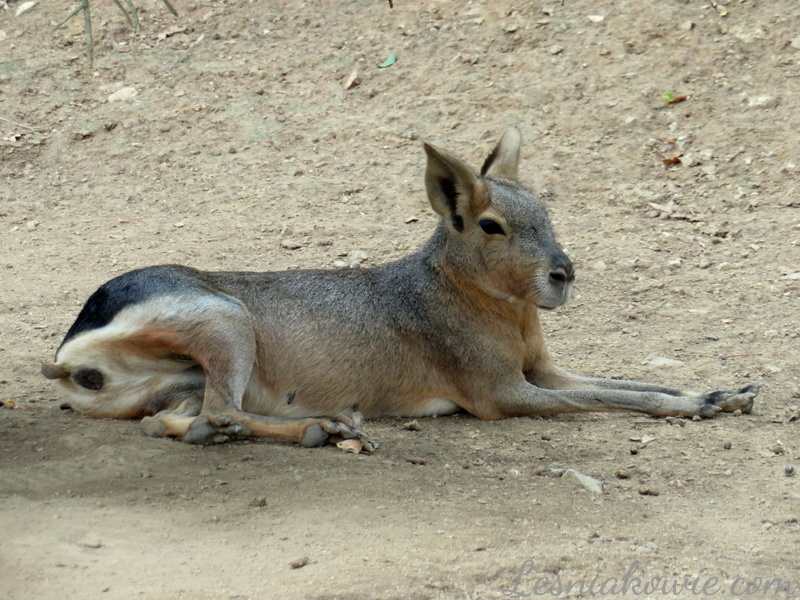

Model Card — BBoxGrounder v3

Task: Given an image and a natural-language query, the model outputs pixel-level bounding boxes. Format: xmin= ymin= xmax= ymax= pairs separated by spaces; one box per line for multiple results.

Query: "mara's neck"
xmin=420 ymin=221 xmax=538 ymax=327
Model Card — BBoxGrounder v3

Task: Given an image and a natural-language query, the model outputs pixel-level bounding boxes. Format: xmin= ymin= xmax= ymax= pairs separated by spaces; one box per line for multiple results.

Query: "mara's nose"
xmin=548 ymin=252 xmax=575 ymax=286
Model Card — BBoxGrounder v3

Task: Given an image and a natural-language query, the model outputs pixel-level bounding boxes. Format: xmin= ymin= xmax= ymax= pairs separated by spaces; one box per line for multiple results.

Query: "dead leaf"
xmin=662 ymin=155 xmax=683 ymax=166
xmin=648 ymin=201 xmax=677 ymax=216
xmin=344 ymin=67 xmax=359 ymax=90
xmin=663 ymin=93 xmax=691 ymax=106
xmin=336 ymin=439 xmax=363 ymax=454
xmin=157 ymin=26 xmax=188 ymax=41
xmin=15 ymin=1 xmax=37 ymax=16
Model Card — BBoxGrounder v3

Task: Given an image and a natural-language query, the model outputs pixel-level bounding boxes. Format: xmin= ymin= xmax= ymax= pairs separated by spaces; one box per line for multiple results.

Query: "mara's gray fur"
xmin=42 ymin=128 xmax=761 ymax=450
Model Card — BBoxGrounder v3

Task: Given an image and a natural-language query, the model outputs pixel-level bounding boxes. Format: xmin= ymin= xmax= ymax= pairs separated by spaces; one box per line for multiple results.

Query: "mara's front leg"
xmin=526 ymin=365 xmax=762 ymax=417
xmin=480 ymin=379 xmax=762 ymax=420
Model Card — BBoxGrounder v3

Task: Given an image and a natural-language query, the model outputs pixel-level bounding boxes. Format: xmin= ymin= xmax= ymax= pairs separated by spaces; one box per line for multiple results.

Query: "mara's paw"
xmin=183 ymin=415 xmax=252 ymax=446
xmin=141 ymin=409 xmax=201 ymax=440
xmin=697 ymin=382 xmax=763 ymax=418
xmin=300 ymin=419 xmax=378 ymax=454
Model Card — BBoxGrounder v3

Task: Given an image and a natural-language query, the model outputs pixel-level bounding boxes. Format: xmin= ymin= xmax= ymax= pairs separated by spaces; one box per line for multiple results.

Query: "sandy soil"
xmin=1 ymin=1 xmax=799 ymax=598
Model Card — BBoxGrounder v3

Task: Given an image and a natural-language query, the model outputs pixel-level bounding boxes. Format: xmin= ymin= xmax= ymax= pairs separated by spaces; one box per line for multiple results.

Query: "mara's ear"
xmin=424 ymin=142 xmax=486 ymax=232
xmin=480 ymin=126 xmax=522 ymax=180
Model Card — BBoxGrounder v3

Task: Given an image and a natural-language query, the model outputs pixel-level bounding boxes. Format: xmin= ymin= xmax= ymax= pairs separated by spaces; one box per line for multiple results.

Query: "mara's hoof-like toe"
xmin=698 ymin=382 xmax=763 ymax=418
xmin=140 ymin=416 xmax=167 ymax=438
xmin=183 ymin=417 xmax=220 ymax=445
xmin=300 ymin=424 xmax=329 ymax=447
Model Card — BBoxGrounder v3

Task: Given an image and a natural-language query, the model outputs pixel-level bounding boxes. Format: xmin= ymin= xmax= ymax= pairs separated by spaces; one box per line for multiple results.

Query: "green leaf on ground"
xmin=378 ymin=51 xmax=397 ymax=68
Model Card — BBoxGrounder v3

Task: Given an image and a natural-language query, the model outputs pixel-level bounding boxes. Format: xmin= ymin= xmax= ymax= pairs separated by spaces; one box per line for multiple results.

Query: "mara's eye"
xmin=478 ymin=219 xmax=506 ymax=236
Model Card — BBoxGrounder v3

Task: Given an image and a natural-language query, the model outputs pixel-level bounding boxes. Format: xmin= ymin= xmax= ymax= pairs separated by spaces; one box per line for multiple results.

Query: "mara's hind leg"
xmin=141 ymin=395 xmax=204 ymax=437
xmin=141 ymin=396 xmax=366 ymax=448
xmin=180 ymin=413 xmax=376 ymax=451
xmin=145 ymin=294 xmax=376 ymax=451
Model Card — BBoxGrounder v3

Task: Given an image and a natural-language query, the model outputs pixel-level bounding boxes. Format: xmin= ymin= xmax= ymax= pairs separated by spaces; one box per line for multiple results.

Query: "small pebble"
xmin=108 ymin=87 xmax=137 ymax=103
xmin=747 ymin=95 xmax=778 ymax=109
xmin=642 ymin=355 xmax=685 ymax=368
xmin=541 ymin=433 xmax=551 ymax=441
xmin=401 ymin=420 xmax=421 ymax=431
xmin=723 ymin=441 xmax=732 ymax=450
xmin=638 ymin=486 xmax=660 ymax=496
xmin=533 ymin=464 xmax=546 ymax=476
xmin=630 ymin=446 xmax=639 ymax=455
xmin=280 ymin=239 xmax=304 ymax=250
xmin=406 ymin=457 xmax=427 ymax=465
xmin=78 ymin=535 xmax=103 ymax=549
xmin=615 ymin=468 xmax=631 ymax=479
xmin=786 ymin=466 xmax=796 ymax=477
xmin=349 ymin=250 xmax=369 ymax=261
xmin=769 ymin=443 xmax=786 ymax=455
xmin=289 ymin=556 xmax=310 ymax=569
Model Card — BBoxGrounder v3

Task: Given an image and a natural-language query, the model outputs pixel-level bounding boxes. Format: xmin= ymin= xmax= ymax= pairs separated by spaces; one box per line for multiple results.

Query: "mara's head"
xmin=424 ymin=127 xmax=574 ymax=310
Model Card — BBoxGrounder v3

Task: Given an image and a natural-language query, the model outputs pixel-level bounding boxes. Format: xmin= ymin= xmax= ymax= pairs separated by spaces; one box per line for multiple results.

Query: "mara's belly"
xmin=396 ymin=397 xmax=460 ymax=418
xmin=240 ymin=375 xmax=461 ymax=419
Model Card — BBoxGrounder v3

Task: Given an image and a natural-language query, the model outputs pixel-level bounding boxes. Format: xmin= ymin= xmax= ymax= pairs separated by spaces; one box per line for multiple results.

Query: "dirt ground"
xmin=1 ymin=0 xmax=799 ymax=598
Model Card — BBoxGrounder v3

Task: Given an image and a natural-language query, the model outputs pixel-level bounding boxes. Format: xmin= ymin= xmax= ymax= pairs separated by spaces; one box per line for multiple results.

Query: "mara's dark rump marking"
xmin=59 ymin=265 xmax=208 ymax=351
xmin=73 ymin=368 xmax=104 ymax=391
